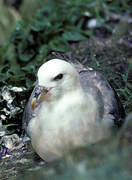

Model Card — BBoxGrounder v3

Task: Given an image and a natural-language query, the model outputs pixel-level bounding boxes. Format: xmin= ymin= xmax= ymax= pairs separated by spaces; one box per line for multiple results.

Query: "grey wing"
xmin=79 ymin=69 xmax=125 ymax=128
xmin=22 ymin=81 xmax=38 ymax=134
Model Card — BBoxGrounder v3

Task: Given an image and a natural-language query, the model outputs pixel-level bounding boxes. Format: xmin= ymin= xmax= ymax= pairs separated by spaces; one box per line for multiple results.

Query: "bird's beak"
xmin=30 ymin=86 xmax=51 ymax=110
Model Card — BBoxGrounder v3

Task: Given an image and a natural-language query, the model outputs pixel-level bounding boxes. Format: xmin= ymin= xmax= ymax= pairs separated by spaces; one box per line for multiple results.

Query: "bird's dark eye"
xmin=53 ymin=73 xmax=63 ymax=81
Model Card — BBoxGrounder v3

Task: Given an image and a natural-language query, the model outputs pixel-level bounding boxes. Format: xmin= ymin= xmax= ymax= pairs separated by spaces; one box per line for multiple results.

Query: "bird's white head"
xmin=39 ymin=58 xmax=79 ymax=85
xmin=31 ymin=59 xmax=81 ymax=108
xmin=38 ymin=58 xmax=80 ymax=95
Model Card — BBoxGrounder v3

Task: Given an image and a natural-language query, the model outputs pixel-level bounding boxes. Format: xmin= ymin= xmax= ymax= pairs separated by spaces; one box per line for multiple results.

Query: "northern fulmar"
xmin=22 ymin=59 xmax=125 ymax=162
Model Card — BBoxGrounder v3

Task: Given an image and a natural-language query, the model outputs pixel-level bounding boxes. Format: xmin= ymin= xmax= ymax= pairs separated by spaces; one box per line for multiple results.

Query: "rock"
xmin=2 ymin=134 xmax=24 ymax=150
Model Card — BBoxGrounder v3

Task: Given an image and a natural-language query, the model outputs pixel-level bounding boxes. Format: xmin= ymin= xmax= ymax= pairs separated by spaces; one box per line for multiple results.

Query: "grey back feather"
xmin=79 ymin=69 xmax=125 ymax=128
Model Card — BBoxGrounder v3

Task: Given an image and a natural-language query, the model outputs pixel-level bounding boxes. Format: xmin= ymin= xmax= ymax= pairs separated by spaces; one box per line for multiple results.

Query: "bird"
xmin=22 ymin=58 xmax=125 ymax=162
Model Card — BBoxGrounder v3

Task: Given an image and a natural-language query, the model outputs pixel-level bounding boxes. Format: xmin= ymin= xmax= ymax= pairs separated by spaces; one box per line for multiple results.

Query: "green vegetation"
xmin=0 ymin=0 xmax=132 ymax=132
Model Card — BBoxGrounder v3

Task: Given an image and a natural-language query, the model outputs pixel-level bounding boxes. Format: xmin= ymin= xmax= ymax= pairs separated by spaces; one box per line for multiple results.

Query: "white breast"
xmin=28 ymin=90 xmax=112 ymax=162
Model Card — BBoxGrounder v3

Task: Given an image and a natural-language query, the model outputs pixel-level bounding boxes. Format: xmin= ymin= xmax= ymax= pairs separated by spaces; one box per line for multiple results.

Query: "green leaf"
xmin=18 ymin=42 xmax=35 ymax=62
xmin=31 ymin=19 xmax=51 ymax=32
xmin=22 ymin=64 xmax=36 ymax=73
xmin=63 ymin=31 xmax=87 ymax=41
xmin=39 ymin=45 xmax=48 ymax=55
xmin=49 ymin=37 xmax=69 ymax=52
xmin=83 ymin=30 xmax=94 ymax=37
xmin=10 ymin=30 xmax=25 ymax=43
xmin=36 ymin=45 xmax=49 ymax=62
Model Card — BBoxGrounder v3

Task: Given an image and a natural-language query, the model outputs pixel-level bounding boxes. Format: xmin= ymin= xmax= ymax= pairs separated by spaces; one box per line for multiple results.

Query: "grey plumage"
xmin=79 ymin=69 xmax=125 ymax=128
xmin=23 ymin=65 xmax=125 ymax=134
xmin=22 ymin=59 xmax=125 ymax=161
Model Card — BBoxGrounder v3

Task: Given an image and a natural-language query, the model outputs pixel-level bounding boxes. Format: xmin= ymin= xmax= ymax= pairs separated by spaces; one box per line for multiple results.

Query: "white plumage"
xmin=23 ymin=59 xmax=125 ymax=162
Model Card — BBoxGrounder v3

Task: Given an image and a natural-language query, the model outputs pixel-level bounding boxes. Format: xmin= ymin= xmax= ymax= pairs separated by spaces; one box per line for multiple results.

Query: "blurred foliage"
xmin=0 ymin=1 xmax=20 ymax=43
xmin=20 ymin=0 xmax=43 ymax=21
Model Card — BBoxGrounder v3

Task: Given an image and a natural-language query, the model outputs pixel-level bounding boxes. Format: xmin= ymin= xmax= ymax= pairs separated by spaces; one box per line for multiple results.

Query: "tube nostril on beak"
xmin=30 ymin=86 xmax=51 ymax=110
xmin=34 ymin=86 xmax=49 ymax=99
xmin=41 ymin=87 xmax=49 ymax=94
